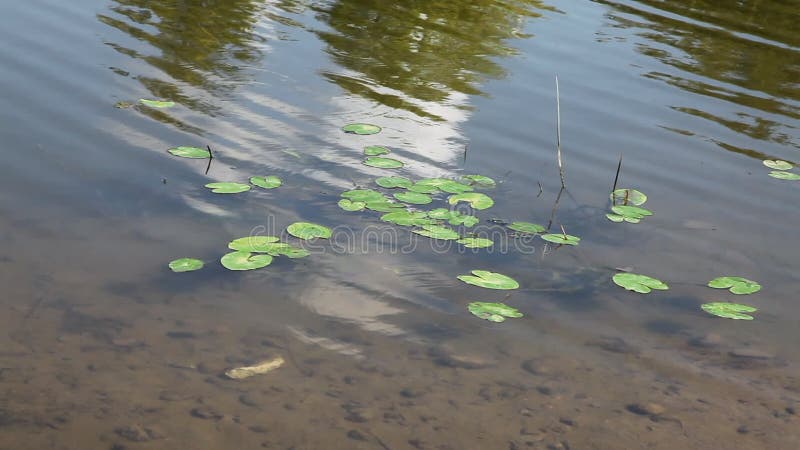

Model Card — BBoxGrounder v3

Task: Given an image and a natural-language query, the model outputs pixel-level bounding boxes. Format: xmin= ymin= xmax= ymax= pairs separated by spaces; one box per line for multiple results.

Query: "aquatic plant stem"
xmin=611 ymin=153 xmax=622 ymax=204
xmin=556 ymin=76 xmax=566 ymax=189
xmin=205 ymin=144 xmax=214 ymax=175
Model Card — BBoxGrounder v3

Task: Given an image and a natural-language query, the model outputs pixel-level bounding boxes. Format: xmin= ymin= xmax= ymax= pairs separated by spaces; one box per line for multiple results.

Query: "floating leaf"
xmin=449 ymin=214 xmax=479 ymax=227
xmin=457 ymin=270 xmax=519 ymax=290
xmin=365 ymin=200 xmax=406 ymax=212
xmin=540 ymin=233 xmax=580 ymax=246
xmin=468 ymin=302 xmax=522 ymax=322
xmin=605 ymin=214 xmax=625 ymax=223
xmin=707 ymin=276 xmax=761 ymax=295
xmin=508 ymin=222 xmax=545 ymax=234
xmin=338 ymin=199 xmax=366 ymax=211
xmin=342 ymin=123 xmax=381 ymax=135
xmin=416 ymin=178 xmax=451 ymax=187
xmin=287 ymin=222 xmax=332 ymax=240
xmin=139 ymin=99 xmax=175 ymax=108
xmin=271 ymin=246 xmax=310 ymax=258
xmin=608 ymin=205 xmax=652 ymax=223
xmin=701 ymin=302 xmax=757 ymax=320
xmin=220 ymin=251 xmax=272 ymax=271
xmin=437 ymin=181 xmax=473 ymax=194
xmin=407 ymin=183 xmax=440 ymax=194
xmin=228 ymin=236 xmax=286 ymax=253
xmin=381 ymin=211 xmax=433 ymax=226
xmin=168 ymin=146 xmax=210 ymax=159
xmin=763 ymin=160 xmax=792 ymax=170
xmin=205 ymin=182 xmax=251 ymax=194
xmin=363 ymin=157 xmax=403 ymax=169
xmin=394 ymin=191 xmax=432 ymax=205
xmin=381 ymin=210 xmax=431 ymax=227
xmin=376 ymin=176 xmax=412 ymax=189
xmin=768 ymin=171 xmax=800 ymax=180
xmin=461 ymin=175 xmax=496 ymax=187
xmin=612 ymin=273 xmax=668 ymax=294
xmin=168 ymin=258 xmax=203 ymax=273
xmin=427 ymin=208 xmax=453 ymax=220
xmin=610 ymin=189 xmax=647 ymax=206
xmin=412 ymin=224 xmax=460 ymax=240
xmin=457 ymin=237 xmax=493 ymax=248
xmin=341 ymin=189 xmax=386 ymax=202
xmin=448 ymin=192 xmax=494 ymax=210
xmin=364 ymin=145 xmax=390 ymax=156
xmin=250 ymin=176 xmax=282 ymax=189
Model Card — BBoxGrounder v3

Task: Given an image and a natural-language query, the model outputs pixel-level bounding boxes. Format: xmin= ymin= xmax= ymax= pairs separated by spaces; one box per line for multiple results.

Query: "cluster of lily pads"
xmin=610 ymin=273 xmax=760 ymax=320
xmin=763 ymin=159 xmax=800 ymax=181
xmin=607 ymin=188 xmax=652 ymax=224
xmin=163 ymin=119 xmax=769 ymax=325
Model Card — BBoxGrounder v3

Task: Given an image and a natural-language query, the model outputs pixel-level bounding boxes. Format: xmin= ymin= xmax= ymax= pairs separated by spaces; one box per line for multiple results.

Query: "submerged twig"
xmin=205 ymin=144 xmax=214 ymax=175
xmin=463 ymin=144 xmax=468 ymax=164
xmin=537 ymin=180 xmax=544 ymax=198
xmin=611 ymin=153 xmax=623 ymax=204
xmin=555 ymin=76 xmax=566 ymax=189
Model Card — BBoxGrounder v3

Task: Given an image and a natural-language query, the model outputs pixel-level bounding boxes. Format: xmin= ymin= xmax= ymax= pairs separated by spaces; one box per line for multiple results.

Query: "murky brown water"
xmin=1 ymin=0 xmax=799 ymax=449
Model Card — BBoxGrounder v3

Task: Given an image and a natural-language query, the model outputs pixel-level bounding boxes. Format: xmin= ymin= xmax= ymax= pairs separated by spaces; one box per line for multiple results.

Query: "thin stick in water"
xmin=611 ymin=153 xmax=623 ymax=205
xmin=205 ymin=144 xmax=214 ymax=175
xmin=537 ymin=180 xmax=544 ymax=198
xmin=555 ymin=76 xmax=566 ymax=188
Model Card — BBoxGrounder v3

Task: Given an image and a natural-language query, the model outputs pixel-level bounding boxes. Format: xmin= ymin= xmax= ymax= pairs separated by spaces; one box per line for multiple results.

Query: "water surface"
xmin=0 ymin=0 xmax=798 ymax=448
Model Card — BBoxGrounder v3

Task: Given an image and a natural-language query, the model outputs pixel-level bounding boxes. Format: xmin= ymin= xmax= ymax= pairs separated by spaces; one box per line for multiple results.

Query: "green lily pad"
xmin=707 ymin=276 xmax=761 ymax=295
xmin=461 ymin=175 xmax=496 ymax=187
xmin=468 ymin=302 xmax=522 ymax=322
xmin=610 ymin=188 xmax=647 ymax=206
xmin=376 ymin=176 xmax=412 ymax=189
xmin=612 ymin=273 xmax=668 ymax=294
xmin=168 ymin=146 xmax=211 ymax=159
xmin=381 ymin=210 xmax=430 ymax=227
xmin=457 ymin=237 xmax=493 ymax=248
xmin=381 ymin=211 xmax=433 ymax=226
xmin=394 ymin=191 xmax=432 ymax=205
xmin=449 ymin=214 xmax=479 ymax=227
xmin=427 ymin=209 xmax=452 ymax=220
xmin=412 ymin=225 xmax=460 ymax=240
xmin=540 ymin=233 xmax=580 ymax=246
xmin=457 ymin=270 xmax=519 ymax=290
xmin=139 ymin=99 xmax=175 ymax=108
xmin=448 ymin=192 xmax=494 ymax=210
xmin=168 ymin=258 xmax=204 ymax=273
xmin=341 ymin=189 xmax=386 ymax=202
xmin=407 ymin=183 xmax=440 ymax=194
xmin=271 ymin=246 xmax=310 ymax=258
xmin=220 ymin=251 xmax=273 ymax=271
xmin=205 ymin=182 xmax=251 ymax=194
xmin=763 ymin=160 xmax=792 ymax=170
xmin=508 ymin=222 xmax=545 ymax=234
xmin=228 ymin=236 xmax=286 ymax=253
xmin=612 ymin=205 xmax=652 ymax=220
xmin=250 ymin=176 xmax=282 ymax=189
xmin=768 ymin=171 xmax=800 ymax=180
xmin=437 ymin=181 xmax=474 ymax=194
xmin=338 ymin=199 xmax=366 ymax=211
xmin=364 ymin=145 xmax=390 ymax=156
xmin=342 ymin=123 xmax=381 ymax=135
xmin=365 ymin=201 xmax=406 ymax=212
xmin=287 ymin=222 xmax=332 ymax=240
xmin=363 ymin=157 xmax=404 ymax=169
xmin=605 ymin=214 xmax=626 ymax=223
xmin=701 ymin=302 xmax=757 ymax=320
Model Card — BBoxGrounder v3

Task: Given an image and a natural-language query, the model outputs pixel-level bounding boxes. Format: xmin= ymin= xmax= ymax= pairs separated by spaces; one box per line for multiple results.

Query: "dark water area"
xmin=0 ymin=0 xmax=798 ymax=448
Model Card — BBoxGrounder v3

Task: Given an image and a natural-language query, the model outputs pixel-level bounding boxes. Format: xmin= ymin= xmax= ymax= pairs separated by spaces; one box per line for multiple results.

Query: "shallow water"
xmin=0 ymin=0 xmax=798 ymax=449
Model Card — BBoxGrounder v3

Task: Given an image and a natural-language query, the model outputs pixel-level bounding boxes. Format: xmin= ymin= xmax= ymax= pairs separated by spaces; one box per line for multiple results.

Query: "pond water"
xmin=0 ymin=0 xmax=798 ymax=448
